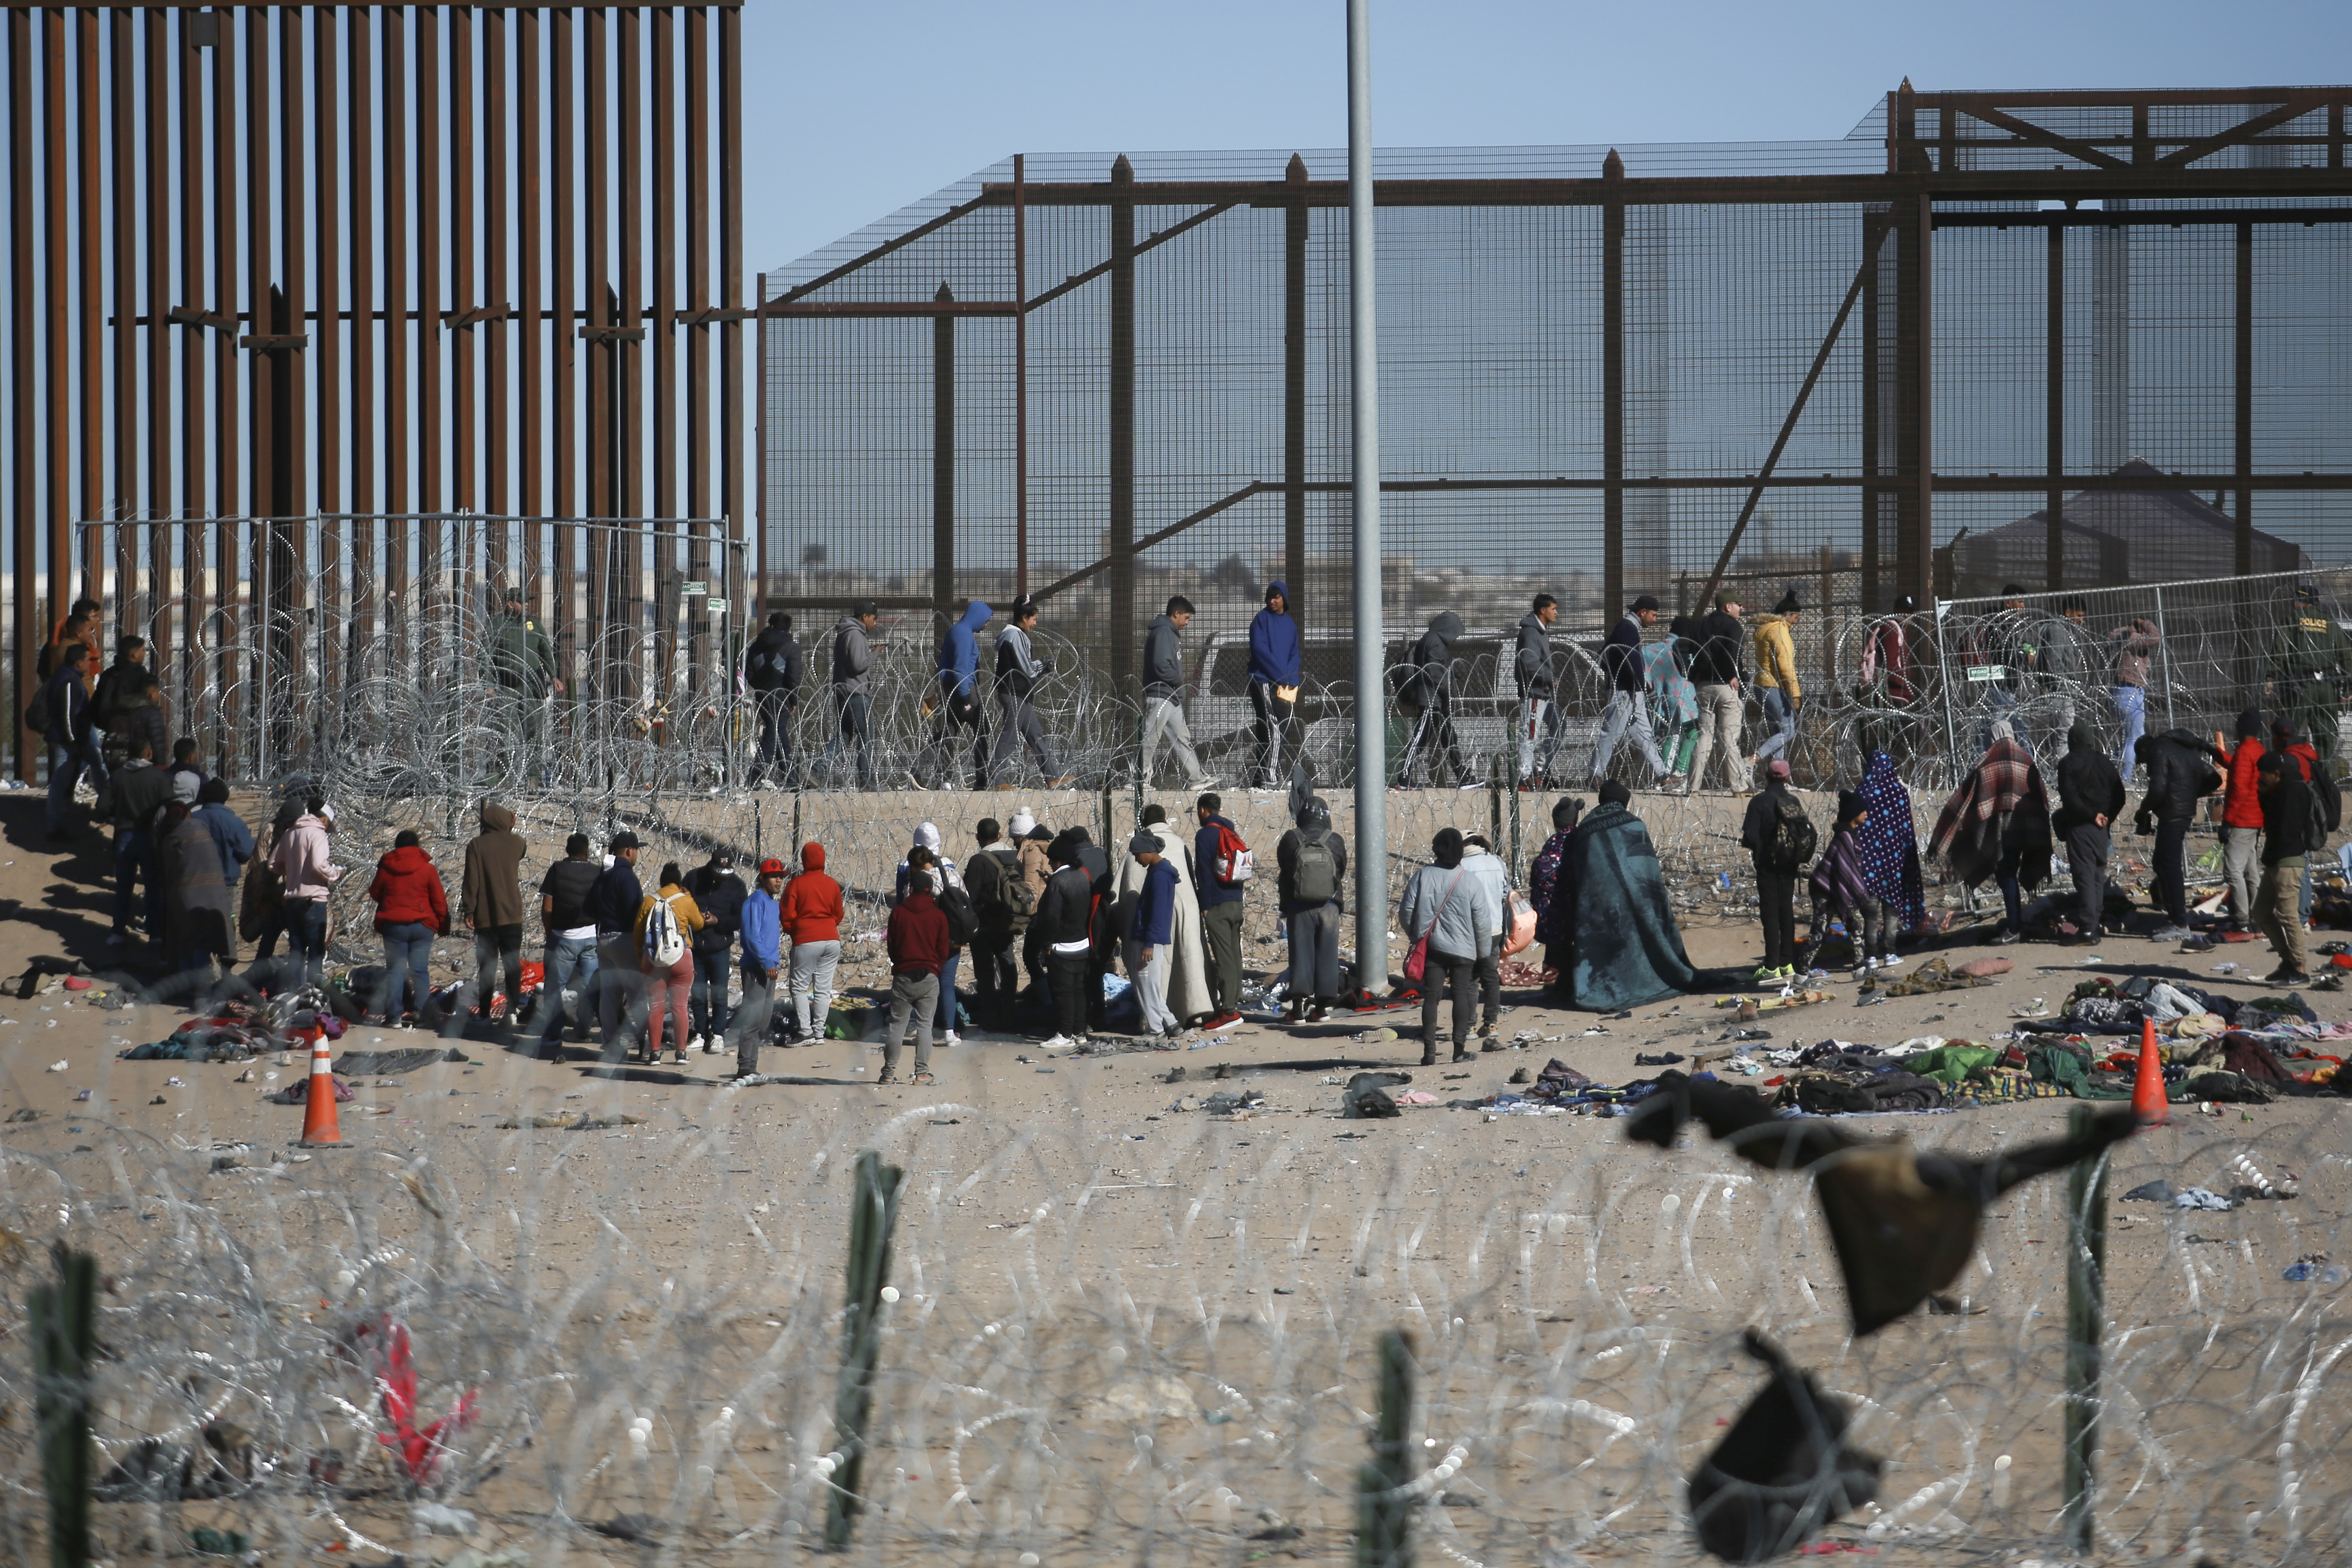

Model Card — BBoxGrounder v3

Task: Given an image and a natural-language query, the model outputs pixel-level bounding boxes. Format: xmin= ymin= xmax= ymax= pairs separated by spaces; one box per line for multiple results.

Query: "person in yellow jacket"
xmin=631 ymin=863 xmax=707 ymax=1065
xmin=1751 ymin=591 xmax=1804 ymax=775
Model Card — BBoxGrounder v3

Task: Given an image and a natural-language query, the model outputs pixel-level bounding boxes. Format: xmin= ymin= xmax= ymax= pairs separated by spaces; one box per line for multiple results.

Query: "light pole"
xmin=1347 ymin=0 xmax=1387 ymax=991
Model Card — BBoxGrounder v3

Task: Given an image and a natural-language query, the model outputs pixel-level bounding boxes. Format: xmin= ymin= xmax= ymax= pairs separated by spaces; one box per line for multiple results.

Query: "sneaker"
xmin=1876 ymin=954 xmax=1903 ymax=970
xmin=1480 ymin=1032 xmax=1504 ymax=1052
xmin=703 ymin=1037 xmax=723 ymax=1054
xmin=2152 ymin=924 xmax=2193 ymax=942
xmin=1039 ymin=1034 xmax=1076 ymax=1050
xmin=942 ymin=1031 xmax=962 ymax=1048
xmin=1850 ymin=966 xmax=1872 ymax=985
xmin=1751 ymin=963 xmax=1778 ymax=984
xmin=1203 ymin=1010 xmax=1243 ymax=1029
xmin=911 ymin=1070 xmax=935 ymax=1086
xmin=1993 ymin=928 xmax=2024 ymax=946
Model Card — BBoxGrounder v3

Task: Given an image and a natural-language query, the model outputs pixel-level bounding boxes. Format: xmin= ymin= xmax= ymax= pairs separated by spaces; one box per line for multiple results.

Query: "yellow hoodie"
xmin=1752 ymin=613 xmax=1800 ymax=700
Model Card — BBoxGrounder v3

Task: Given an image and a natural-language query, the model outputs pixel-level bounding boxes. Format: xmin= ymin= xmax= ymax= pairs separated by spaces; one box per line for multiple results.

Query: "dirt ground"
xmin=1 ymin=784 xmax=2348 ymax=1566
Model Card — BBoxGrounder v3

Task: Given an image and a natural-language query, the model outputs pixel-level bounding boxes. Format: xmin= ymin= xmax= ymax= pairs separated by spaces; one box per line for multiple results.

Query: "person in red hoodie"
xmin=778 ymin=841 xmax=845 ymax=1042
xmin=2220 ymin=708 xmax=2268 ymax=932
xmin=880 ymin=868 xmax=952 ymax=1085
xmin=367 ymin=830 xmax=450 ymax=1026
xmin=2273 ymin=719 xmax=2329 ymax=929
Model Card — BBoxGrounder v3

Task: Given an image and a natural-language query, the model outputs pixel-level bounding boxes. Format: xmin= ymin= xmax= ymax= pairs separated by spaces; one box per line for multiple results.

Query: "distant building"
xmin=1949 ymin=459 xmax=2308 ymax=598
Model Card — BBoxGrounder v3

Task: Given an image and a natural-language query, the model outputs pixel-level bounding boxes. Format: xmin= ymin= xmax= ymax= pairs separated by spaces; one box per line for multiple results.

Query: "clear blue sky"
xmin=740 ymin=0 xmax=2352 ymax=273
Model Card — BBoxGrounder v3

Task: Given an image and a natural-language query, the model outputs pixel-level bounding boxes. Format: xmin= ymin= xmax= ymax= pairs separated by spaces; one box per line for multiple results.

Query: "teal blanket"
xmin=1561 ymin=802 xmax=1698 ymax=1010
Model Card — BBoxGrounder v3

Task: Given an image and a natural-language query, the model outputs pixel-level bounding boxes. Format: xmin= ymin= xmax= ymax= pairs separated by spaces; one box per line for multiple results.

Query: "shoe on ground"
xmin=1203 ymin=1010 xmax=1242 ymax=1029
xmin=2269 ymin=969 xmax=2313 ymax=987
xmin=1993 ymin=928 xmax=2024 ymax=946
xmin=1480 ymin=1033 xmax=1504 ymax=1052
xmin=1752 ymin=963 xmax=1778 ymax=983
xmin=704 ymin=1037 xmax=723 ymax=1054
xmin=1420 ymin=1052 xmax=1438 ymax=1067
xmin=2152 ymin=924 xmax=2193 ymax=941
xmin=943 ymin=1031 xmax=962 ymax=1047
xmin=1850 ymin=966 xmax=1872 ymax=985
xmin=1451 ymin=1048 xmax=1472 ymax=1063
xmin=1039 ymin=1034 xmax=1076 ymax=1050
xmin=876 ymin=1069 xmax=900 ymax=1085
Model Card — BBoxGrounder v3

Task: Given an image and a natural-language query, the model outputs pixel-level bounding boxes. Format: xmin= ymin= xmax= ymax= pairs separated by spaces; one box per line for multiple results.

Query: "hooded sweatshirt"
xmin=2224 ymin=709 xmax=2268 ymax=829
xmin=743 ymin=623 xmax=804 ymax=695
xmin=886 ymin=890 xmax=952 ymax=976
xmin=937 ymin=601 xmax=993 ymax=697
xmin=1752 ymin=612 xmax=1800 ymax=698
xmin=271 ymin=809 xmax=337 ymax=901
xmin=1248 ymin=584 xmax=1302 ymax=687
xmin=779 ymin=843 xmax=844 ymax=943
xmin=1518 ymin=611 xmax=1561 ymax=698
xmin=1141 ymin=613 xmax=1187 ymax=701
xmin=2053 ymin=722 xmax=2126 ymax=835
xmin=369 ymin=845 xmax=451 ymax=933
xmin=1411 ymin=612 xmax=1465 ymax=704
xmin=684 ymin=859 xmax=748 ymax=955
xmin=1399 ymin=833 xmax=1491 ymax=963
xmin=831 ymin=616 xmax=875 ymax=694
xmin=460 ymin=801 xmax=529 ymax=928
xmin=995 ymin=620 xmax=1047 ymax=699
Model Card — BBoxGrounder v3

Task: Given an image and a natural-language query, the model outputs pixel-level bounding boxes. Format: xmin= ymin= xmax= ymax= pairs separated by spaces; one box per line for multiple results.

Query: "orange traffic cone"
xmin=298 ymin=1030 xmax=348 ymax=1148
xmin=2130 ymin=1017 xmax=2170 ymax=1125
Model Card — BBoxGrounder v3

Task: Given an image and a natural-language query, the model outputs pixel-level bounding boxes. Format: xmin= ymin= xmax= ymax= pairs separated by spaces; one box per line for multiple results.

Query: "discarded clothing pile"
xmin=119 ymin=1019 xmax=278 ymax=1062
xmin=1485 ymin=1059 xmax=1684 ymax=1115
xmin=2018 ymin=974 xmax=2241 ymax=1037
xmin=1773 ymin=1068 xmax=1949 ymax=1115
xmin=1877 ymin=955 xmax=1990 ymax=998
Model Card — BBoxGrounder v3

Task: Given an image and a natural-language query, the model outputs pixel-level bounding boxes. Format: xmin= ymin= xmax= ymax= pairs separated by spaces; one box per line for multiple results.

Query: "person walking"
xmin=731 ymin=858 xmax=787 ymax=1080
xmin=39 ymin=642 xmax=94 ymax=842
xmin=1751 ymin=592 xmax=1803 ymax=770
xmin=684 ymin=848 xmax=747 ymax=1053
xmin=589 ymin=830 xmax=647 ymax=1056
xmin=1397 ymin=611 xmax=1469 ymax=788
xmin=742 ymin=611 xmax=805 ymax=789
xmin=1592 ymin=594 xmax=1671 ymax=789
xmin=877 ymin=868 xmax=951 ymax=1084
xmin=1192 ymin=792 xmax=1247 ymax=1026
xmin=269 ymin=795 xmax=341 ymax=990
xmin=1799 ymin=790 xmax=1891 ymax=981
xmin=1137 ymin=595 xmax=1214 ymax=791
xmin=2052 ymin=721 xmax=2124 ymax=945
xmin=922 ymin=600 xmax=994 ymax=789
xmin=489 ymin=586 xmax=563 ymax=783
xmin=1739 ymin=758 xmax=1809 ymax=983
xmin=1683 ymin=592 xmax=1752 ymax=795
xmin=963 ymin=817 xmax=1025 ymax=1028
xmin=826 ymin=599 xmax=881 ymax=790
xmin=368 ymin=830 xmax=450 ymax=1026
xmin=1647 ymin=616 xmax=1699 ymax=782
xmin=1514 ymin=593 xmax=1566 ymax=790
xmin=987 ymin=599 xmax=1071 ymax=789
xmin=1399 ymin=827 xmax=1490 ymax=1066
xmin=2220 ymin=709 xmax=2268 ymax=933
xmin=781 ymin=840 xmax=845 ymax=1043
xmin=1247 ymin=582 xmax=1302 ymax=788
xmin=535 ymin=832 xmax=604 ymax=1052
xmin=1460 ymin=832 xmax=1511 ymax=1050
xmin=1275 ymin=777 xmax=1347 ymax=1022
xmin=632 ymin=863 xmax=705 ymax=1065
xmin=2254 ymin=751 xmax=2315 ymax=985
xmin=2110 ymin=616 xmax=2160 ymax=777
xmin=1034 ymin=833 xmax=1097 ymax=1047
xmin=459 ymin=801 xmax=530 ymax=1028
xmin=1125 ymin=832 xmax=1182 ymax=1039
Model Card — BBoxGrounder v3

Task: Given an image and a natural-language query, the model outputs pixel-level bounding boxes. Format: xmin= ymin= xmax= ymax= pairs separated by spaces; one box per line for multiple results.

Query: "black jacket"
xmin=743 ymin=627 xmax=803 ymax=696
xmin=1513 ymin=613 xmax=1556 ymax=699
xmin=1738 ymin=779 xmax=1794 ymax=856
xmin=2262 ymin=773 xmax=2316 ymax=864
xmin=2052 ymin=723 xmax=2126 ymax=834
xmin=1687 ymin=610 xmax=1745 ymax=686
xmin=684 ymin=864 xmax=748 ymax=954
xmin=2137 ymin=729 xmax=2223 ymax=826
xmin=1599 ymin=613 xmax=1646 ymax=695
xmin=1409 ymin=612 xmax=1464 ymax=705
xmin=588 ymin=859 xmax=646 ymax=937
xmin=1034 ymin=863 xmax=1096 ymax=948
xmin=1275 ymin=822 xmax=1348 ymax=914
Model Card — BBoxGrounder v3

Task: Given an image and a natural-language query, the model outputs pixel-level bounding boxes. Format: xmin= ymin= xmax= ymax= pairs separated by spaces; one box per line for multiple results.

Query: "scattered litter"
xmin=2120 ymin=1180 xmax=2174 ymax=1202
xmin=2284 ymin=1260 xmax=2346 ymax=1284
xmin=2211 ymin=963 xmax=2240 ymax=974
xmin=1353 ymin=1027 xmax=1399 ymax=1045
xmin=1635 ymin=1052 xmax=1685 ymax=1066
xmin=46 ymin=1060 xmax=66 ymax=1072
xmin=413 ymin=1502 xmax=478 ymax=1536
xmin=2172 ymin=1187 xmax=2239 ymax=1211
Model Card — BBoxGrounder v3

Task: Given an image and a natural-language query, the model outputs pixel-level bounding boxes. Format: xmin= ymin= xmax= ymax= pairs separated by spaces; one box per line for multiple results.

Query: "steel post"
xmin=1284 ymin=152 xmax=1307 ymax=638
xmin=1602 ymin=149 xmax=1624 ymax=619
xmin=1347 ymin=0 xmax=1386 ymax=988
xmin=933 ymin=283 xmax=956 ymax=624
xmin=2046 ymin=222 xmax=2065 ymax=591
xmin=1108 ymin=154 xmax=1135 ymax=695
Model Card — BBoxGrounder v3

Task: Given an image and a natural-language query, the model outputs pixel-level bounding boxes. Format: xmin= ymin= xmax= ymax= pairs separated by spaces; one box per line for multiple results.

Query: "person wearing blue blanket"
xmin=1247 ymin=582 xmax=1302 ymax=789
xmin=1557 ymin=781 xmax=1699 ymax=1010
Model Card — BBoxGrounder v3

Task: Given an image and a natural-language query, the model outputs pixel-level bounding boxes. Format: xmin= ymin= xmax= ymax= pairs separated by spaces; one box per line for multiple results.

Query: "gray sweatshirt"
xmin=1141 ymin=614 xmax=1185 ymax=701
xmin=831 ymin=617 xmax=874 ymax=694
xmin=1398 ymin=859 xmax=1493 ymax=964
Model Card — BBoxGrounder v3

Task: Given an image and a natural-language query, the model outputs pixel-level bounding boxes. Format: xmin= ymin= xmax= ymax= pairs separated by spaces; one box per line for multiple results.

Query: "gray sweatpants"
xmin=791 ymin=939 xmax=842 ymax=1037
xmin=2222 ymin=825 xmax=2261 ymax=925
xmin=1139 ymin=695 xmax=1208 ymax=788
xmin=883 ymin=970 xmax=940 ymax=1075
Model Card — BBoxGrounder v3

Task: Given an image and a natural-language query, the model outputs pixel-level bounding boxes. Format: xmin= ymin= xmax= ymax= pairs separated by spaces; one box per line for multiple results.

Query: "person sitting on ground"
xmin=1034 ymin=832 xmax=1098 ymax=1049
xmin=1460 ymin=832 xmax=1512 ymax=1051
xmin=1527 ymin=796 xmax=1584 ymax=992
xmin=1556 ymin=780 xmax=1699 ymax=1010
xmin=1798 ymin=789 xmax=1890 ymax=982
xmin=368 ymin=829 xmax=450 ymax=1027
xmin=1399 ymin=827 xmax=1491 ymax=1067
xmin=780 ymin=841 xmax=844 ymax=1043
xmin=879 ymin=868 xmax=951 ymax=1085
xmin=1276 ymin=766 xmax=1348 ymax=1022
xmin=2254 ymin=751 xmax=2314 ymax=986
xmin=1126 ymin=831 xmax=1183 ymax=1041
xmin=632 ymin=862 xmax=706 ymax=1066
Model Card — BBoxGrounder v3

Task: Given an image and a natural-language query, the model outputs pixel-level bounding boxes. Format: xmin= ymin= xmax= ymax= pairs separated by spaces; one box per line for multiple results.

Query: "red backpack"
xmin=1209 ymin=821 xmax=1255 ymax=886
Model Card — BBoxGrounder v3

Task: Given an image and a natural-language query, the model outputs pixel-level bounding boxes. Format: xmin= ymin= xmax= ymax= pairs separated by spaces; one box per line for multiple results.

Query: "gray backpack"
xmin=1293 ymin=836 xmax=1340 ymax=904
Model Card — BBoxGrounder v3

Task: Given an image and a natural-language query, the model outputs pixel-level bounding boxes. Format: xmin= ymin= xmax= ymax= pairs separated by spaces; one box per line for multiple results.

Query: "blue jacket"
xmin=1248 ymin=584 xmax=1301 ymax=686
xmin=937 ymin=600 xmax=993 ymax=696
xmin=193 ymin=803 xmax=256 ymax=887
xmin=1194 ymin=814 xmax=1245 ymax=909
xmin=740 ymin=887 xmax=782 ymax=973
xmin=1130 ymin=858 xmax=1178 ymax=946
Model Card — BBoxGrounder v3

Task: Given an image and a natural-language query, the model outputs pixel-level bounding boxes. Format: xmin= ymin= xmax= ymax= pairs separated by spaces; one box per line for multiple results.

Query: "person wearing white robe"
xmin=1113 ymin=806 xmax=1213 ymax=1024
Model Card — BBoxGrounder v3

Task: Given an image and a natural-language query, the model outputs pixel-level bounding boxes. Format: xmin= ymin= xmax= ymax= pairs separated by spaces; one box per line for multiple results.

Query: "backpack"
xmin=641 ymin=895 xmax=687 ymax=967
xmin=2308 ymin=768 xmax=2341 ymax=845
xmin=1209 ymin=821 xmax=1254 ymax=885
xmin=937 ymin=880 xmax=979 ymax=946
xmin=1292 ymin=835 xmax=1340 ymax=904
xmin=1760 ymin=792 xmax=1818 ymax=874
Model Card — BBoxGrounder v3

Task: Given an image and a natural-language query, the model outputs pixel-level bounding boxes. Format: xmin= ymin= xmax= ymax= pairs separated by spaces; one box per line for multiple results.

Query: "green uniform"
xmin=2267 ymin=604 xmax=2352 ymax=763
xmin=489 ymin=610 xmax=559 ymax=778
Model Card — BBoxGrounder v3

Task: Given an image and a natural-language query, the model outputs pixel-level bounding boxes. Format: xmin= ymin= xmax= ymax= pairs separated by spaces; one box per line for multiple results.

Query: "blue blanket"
xmin=1560 ymin=802 xmax=1698 ymax=1010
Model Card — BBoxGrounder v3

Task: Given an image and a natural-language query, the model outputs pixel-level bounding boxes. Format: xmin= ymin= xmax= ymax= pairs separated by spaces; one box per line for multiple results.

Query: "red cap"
xmin=759 ymin=858 xmax=787 ymax=876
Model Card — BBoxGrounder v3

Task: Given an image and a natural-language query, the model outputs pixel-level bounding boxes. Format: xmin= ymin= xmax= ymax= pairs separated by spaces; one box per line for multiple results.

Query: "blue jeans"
xmin=826 ymin=691 xmax=875 ymax=789
xmin=539 ymin=932 xmax=600 ymax=1041
xmin=2112 ymin=686 xmax=2146 ymax=774
xmin=1755 ymin=688 xmax=1798 ymax=764
xmin=47 ymin=743 xmax=84 ymax=836
xmin=378 ymin=923 xmax=436 ymax=1019
xmin=112 ymin=827 xmax=151 ymax=931
xmin=284 ymin=899 xmax=329 ymax=990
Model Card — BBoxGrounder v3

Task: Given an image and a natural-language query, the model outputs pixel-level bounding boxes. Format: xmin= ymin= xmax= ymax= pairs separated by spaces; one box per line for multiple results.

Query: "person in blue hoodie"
xmin=1127 ymin=830 xmax=1181 ymax=1038
xmin=1247 ymin=582 xmax=1303 ymax=789
xmin=730 ymin=857 xmax=786 ymax=1082
xmin=919 ymin=599 xmax=993 ymax=789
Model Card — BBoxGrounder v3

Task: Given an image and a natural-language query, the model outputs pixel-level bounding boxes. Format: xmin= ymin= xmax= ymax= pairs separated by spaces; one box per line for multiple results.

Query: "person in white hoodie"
xmin=1460 ymin=833 xmax=1513 ymax=1051
xmin=893 ymin=822 xmax=966 ymax=1046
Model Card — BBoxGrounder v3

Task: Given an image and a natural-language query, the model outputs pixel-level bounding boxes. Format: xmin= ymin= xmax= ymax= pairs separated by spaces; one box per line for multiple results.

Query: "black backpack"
xmin=2308 ymin=768 xmax=2341 ymax=846
xmin=1760 ymin=792 xmax=1818 ymax=874
xmin=937 ymin=879 xmax=979 ymax=946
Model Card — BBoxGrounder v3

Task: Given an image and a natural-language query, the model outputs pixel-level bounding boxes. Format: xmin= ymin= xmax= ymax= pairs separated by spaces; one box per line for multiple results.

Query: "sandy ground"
xmin=2 ymin=785 xmax=2349 ymax=1565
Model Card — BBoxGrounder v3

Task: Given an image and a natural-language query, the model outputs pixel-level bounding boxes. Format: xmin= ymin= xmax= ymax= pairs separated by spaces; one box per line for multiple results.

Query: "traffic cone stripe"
xmin=2130 ymin=1017 xmax=2170 ymax=1126
xmin=300 ymin=1031 xmax=348 ymax=1148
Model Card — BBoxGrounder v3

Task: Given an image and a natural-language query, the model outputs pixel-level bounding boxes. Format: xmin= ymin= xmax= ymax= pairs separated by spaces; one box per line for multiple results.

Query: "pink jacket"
xmin=271 ymin=814 xmax=340 ymax=902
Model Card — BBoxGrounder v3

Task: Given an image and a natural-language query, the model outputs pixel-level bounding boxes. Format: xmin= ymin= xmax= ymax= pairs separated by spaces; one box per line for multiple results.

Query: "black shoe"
xmin=1992 ymin=928 xmax=2024 ymax=946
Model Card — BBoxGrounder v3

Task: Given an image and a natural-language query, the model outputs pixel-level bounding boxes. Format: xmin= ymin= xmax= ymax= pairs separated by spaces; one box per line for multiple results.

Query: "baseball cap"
xmin=609 ymin=830 xmax=642 ymax=850
xmin=759 ymin=857 xmax=787 ymax=876
xmin=1631 ymin=594 xmax=1660 ymax=613
xmin=1767 ymin=758 xmax=1791 ymax=779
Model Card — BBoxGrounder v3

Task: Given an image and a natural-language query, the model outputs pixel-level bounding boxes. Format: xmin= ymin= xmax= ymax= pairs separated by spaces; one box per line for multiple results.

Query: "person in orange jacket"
xmin=778 ymin=841 xmax=845 ymax=1042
